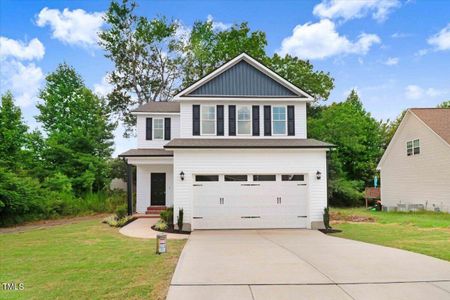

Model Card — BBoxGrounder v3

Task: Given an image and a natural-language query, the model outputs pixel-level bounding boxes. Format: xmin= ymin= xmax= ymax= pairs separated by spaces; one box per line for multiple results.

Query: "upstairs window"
xmin=407 ymin=139 xmax=420 ymax=156
xmin=272 ymin=106 xmax=287 ymax=135
xmin=153 ymin=118 xmax=164 ymax=140
xmin=237 ymin=106 xmax=251 ymax=135
xmin=201 ymin=105 xmax=216 ymax=135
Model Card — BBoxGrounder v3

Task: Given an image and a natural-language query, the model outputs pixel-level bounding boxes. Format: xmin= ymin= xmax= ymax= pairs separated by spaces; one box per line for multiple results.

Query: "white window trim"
xmin=153 ymin=118 xmax=164 ymax=140
xmin=271 ymin=105 xmax=288 ymax=136
xmin=200 ymin=105 xmax=217 ymax=136
xmin=236 ymin=105 xmax=252 ymax=136
xmin=406 ymin=139 xmax=420 ymax=156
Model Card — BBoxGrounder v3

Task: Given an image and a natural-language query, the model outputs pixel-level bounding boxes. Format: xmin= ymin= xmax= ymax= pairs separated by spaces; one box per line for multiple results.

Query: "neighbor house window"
xmin=195 ymin=175 xmax=219 ymax=182
xmin=413 ymin=139 xmax=420 ymax=154
xmin=272 ymin=106 xmax=287 ymax=135
xmin=201 ymin=105 xmax=216 ymax=135
xmin=225 ymin=175 xmax=248 ymax=181
xmin=237 ymin=106 xmax=251 ymax=135
xmin=253 ymin=175 xmax=276 ymax=181
xmin=282 ymin=175 xmax=305 ymax=181
xmin=153 ymin=118 xmax=164 ymax=140
xmin=407 ymin=139 xmax=420 ymax=156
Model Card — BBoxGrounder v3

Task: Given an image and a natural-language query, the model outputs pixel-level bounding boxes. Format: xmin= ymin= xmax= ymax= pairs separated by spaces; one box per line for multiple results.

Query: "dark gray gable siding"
xmin=186 ymin=60 xmax=297 ymax=97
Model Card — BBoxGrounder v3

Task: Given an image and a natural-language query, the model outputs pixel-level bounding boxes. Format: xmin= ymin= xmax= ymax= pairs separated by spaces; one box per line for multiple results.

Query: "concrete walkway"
xmin=167 ymin=230 xmax=450 ymax=300
xmin=119 ymin=218 xmax=188 ymax=239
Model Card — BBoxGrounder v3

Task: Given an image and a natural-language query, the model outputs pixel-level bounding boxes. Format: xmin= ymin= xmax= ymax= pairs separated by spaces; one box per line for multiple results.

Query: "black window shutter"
xmin=264 ymin=105 xmax=271 ymax=136
xmin=252 ymin=105 xmax=260 ymax=136
xmin=192 ymin=105 xmax=200 ymax=136
xmin=146 ymin=117 xmax=152 ymax=140
xmin=287 ymin=105 xmax=295 ymax=136
xmin=217 ymin=105 xmax=224 ymax=136
xmin=228 ymin=105 xmax=236 ymax=136
xmin=164 ymin=118 xmax=171 ymax=140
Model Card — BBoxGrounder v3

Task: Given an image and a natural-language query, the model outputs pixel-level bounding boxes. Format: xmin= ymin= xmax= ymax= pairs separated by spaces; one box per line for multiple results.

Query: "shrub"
xmin=154 ymin=219 xmax=168 ymax=231
xmin=102 ymin=214 xmax=134 ymax=227
xmin=329 ymin=178 xmax=364 ymax=207
xmin=323 ymin=207 xmax=331 ymax=230
xmin=115 ymin=204 xmax=128 ymax=219
xmin=42 ymin=172 xmax=72 ymax=193
xmin=160 ymin=207 xmax=174 ymax=225
xmin=177 ymin=208 xmax=184 ymax=231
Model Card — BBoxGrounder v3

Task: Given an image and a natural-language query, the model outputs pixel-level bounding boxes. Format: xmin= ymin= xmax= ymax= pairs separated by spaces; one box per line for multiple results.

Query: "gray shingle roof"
xmin=132 ymin=101 xmax=180 ymax=113
xmin=118 ymin=149 xmax=173 ymax=157
xmin=164 ymin=138 xmax=334 ymax=149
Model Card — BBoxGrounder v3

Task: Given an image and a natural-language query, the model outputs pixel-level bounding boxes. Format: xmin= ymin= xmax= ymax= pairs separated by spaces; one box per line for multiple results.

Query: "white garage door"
xmin=193 ymin=174 xmax=308 ymax=229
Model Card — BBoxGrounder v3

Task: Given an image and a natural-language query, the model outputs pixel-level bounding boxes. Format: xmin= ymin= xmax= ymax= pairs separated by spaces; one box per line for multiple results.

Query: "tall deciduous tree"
xmin=309 ymin=90 xmax=384 ymax=206
xmin=99 ymin=0 xmax=183 ymax=135
xmin=37 ymin=63 xmax=116 ymax=194
xmin=0 ymin=92 xmax=28 ymax=170
xmin=437 ymin=100 xmax=450 ymax=108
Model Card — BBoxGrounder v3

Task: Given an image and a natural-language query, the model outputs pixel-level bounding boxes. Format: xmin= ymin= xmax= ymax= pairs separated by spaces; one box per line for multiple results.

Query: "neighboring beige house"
xmin=377 ymin=108 xmax=450 ymax=212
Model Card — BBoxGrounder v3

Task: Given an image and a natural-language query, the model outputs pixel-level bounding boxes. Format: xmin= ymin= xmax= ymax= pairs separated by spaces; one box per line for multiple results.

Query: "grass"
xmin=0 ymin=218 xmax=186 ymax=300
xmin=330 ymin=207 xmax=450 ymax=261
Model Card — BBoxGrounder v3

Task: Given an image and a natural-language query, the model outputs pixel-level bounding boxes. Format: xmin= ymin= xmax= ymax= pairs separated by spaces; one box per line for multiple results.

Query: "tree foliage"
xmin=37 ymin=64 xmax=116 ymax=194
xmin=309 ymin=90 xmax=385 ymax=206
xmin=437 ymin=100 xmax=450 ymax=108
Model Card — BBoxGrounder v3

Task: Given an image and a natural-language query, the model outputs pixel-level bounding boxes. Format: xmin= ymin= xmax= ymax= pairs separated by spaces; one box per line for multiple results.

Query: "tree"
xmin=0 ymin=92 xmax=28 ymax=170
xmin=268 ymin=54 xmax=334 ymax=101
xmin=99 ymin=0 xmax=183 ymax=135
xmin=309 ymin=90 xmax=384 ymax=206
xmin=37 ymin=63 xmax=116 ymax=194
xmin=437 ymin=100 xmax=450 ymax=108
xmin=182 ymin=21 xmax=267 ymax=87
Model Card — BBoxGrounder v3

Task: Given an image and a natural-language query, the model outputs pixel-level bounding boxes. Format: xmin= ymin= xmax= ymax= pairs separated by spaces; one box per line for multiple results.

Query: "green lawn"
xmin=0 ymin=218 xmax=186 ymax=300
xmin=330 ymin=208 xmax=450 ymax=261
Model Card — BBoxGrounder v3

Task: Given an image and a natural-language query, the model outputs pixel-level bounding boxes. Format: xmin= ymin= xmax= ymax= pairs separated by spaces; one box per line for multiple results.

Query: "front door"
xmin=151 ymin=173 xmax=166 ymax=206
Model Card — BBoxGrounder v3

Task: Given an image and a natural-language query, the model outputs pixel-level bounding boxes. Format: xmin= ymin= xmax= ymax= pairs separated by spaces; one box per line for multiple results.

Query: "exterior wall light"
xmin=316 ymin=171 xmax=322 ymax=180
xmin=180 ymin=171 xmax=185 ymax=181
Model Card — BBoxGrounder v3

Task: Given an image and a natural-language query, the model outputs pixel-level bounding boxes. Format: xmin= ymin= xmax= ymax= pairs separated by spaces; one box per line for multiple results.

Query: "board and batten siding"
xmin=179 ymin=101 xmax=307 ymax=138
xmin=380 ymin=112 xmax=450 ymax=212
xmin=137 ymin=114 xmax=180 ymax=148
xmin=173 ymin=149 xmax=327 ymax=230
xmin=187 ymin=60 xmax=297 ymax=97
xmin=135 ymin=164 xmax=174 ymax=213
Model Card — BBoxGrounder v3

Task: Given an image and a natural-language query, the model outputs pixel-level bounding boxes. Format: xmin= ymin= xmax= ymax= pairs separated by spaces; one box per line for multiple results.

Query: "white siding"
xmin=379 ymin=112 xmax=450 ymax=212
xmin=136 ymin=114 xmax=180 ymax=148
xmin=179 ymin=101 xmax=307 ymax=138
xmin=136 ymin=164 xmax=174 ymax=213
xmin=173 ymin=149 xmax=327 ymax=230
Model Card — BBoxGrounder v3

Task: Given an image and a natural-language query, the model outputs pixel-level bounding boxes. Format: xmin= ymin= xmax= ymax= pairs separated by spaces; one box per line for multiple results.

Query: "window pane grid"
xmin=272 ymin=106 xmax=287 ymax=134
xmin=154 ymin=119 xmax=164 ymax=139
xmin=237 ymin=106 xmax=251 ymax=135
xmin=202 ymin=106 xmax=216 ymax=135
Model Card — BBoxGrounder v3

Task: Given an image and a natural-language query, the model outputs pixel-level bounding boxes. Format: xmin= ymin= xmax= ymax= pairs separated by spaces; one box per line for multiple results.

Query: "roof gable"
xmin=410 ymin=108 xmax=450 ymax=144
xmin=187 ymin=60 xmax=296 ymax=97
xmin=174 ymin=53 xmax=313 ymax=100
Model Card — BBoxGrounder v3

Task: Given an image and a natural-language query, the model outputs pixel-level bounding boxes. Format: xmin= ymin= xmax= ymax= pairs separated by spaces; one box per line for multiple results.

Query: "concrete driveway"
xmin=167 ymin=230 xmax=450 ymax=300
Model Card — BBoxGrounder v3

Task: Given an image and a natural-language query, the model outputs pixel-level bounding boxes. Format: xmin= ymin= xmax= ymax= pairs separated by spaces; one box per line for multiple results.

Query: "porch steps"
xmin=145 ymin=206 xmax=167 ymax=216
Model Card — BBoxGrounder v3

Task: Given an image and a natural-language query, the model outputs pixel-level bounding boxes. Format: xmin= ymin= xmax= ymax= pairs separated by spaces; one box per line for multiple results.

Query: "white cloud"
xmin=0 ymin=37 xmax=45 ymax=61
xmin=0 ymin=60 xmax=44 ymax=107
xmin=207 ymin=14 xmax=231 ymax=31
xmin=313 ymin=0 xmax=401 ymax=22
xmin=278 ymin=19 xmax=380 ymax=60
xmin=405 ymin=85 xmax=447 ymax=100
xmin=427 ymin=23 xmax=450 ymax=51
xmin=36 ymin=7 xmax=104 ymax=48
xmin=93 ymin=74 xmax=113 ymax=97
xmin=391 ymin=32 xmax=411 ymax=39
xmin=384 ymin=57 xmax=399 ymax=65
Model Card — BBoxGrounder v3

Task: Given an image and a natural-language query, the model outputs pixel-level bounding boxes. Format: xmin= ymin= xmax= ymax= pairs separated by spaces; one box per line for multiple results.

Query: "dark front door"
xmin=151 ymin=173 xmax=166 ymax=206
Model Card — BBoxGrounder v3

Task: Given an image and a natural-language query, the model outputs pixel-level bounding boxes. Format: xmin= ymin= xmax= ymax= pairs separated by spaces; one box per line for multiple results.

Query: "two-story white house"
xmin=119 ymin=53 xmax=334 ymax=231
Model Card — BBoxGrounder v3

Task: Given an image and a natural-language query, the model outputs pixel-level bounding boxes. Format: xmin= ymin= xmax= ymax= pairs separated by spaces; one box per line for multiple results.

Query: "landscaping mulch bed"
xmin=319 ymin=228 xmax=342 ymax=234
xmin=151 ymin=225 xmax=191 ymax=235
xmin=330 ymin=211 xmax=376 ymax=223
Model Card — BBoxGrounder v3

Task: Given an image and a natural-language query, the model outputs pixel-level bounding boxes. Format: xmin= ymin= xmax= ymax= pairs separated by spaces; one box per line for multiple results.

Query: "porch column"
xmin=126 ymin=162 xmax=134 ymax=216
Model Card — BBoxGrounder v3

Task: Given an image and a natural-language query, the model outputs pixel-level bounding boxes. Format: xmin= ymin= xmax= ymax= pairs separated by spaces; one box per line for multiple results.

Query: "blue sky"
xmin=1 ymin=0 xmax=449 ymax=156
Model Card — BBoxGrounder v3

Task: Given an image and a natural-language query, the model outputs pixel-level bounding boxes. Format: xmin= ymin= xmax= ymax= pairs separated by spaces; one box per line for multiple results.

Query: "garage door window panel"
xmin=196 ymin=175 xmax=219 ymax=182
xmin=225 ymin=175 xmax=248 ymax=181
xmin=253 ymin=175 xmax=276 ymax=181
xmin=282 ymin=175 xmax=305 ymax=181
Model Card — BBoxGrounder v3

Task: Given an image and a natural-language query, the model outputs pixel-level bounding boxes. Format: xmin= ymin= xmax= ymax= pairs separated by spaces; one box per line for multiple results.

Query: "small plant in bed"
xmin=151 ymin=207 xmax=190 ymax=234
xmin=102 ymin=205 xmax=135 ymax=227
xmin=319 ymin=207 xmax=342 ymax=234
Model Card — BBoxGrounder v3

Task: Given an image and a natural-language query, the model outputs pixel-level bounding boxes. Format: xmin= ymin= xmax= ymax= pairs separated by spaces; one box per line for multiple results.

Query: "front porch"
xmin=118 ymin=149 xmax=174 ymax=216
